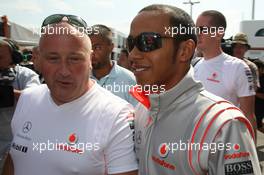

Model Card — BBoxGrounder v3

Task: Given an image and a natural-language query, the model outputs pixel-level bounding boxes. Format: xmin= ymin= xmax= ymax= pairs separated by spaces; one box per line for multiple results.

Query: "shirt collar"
xmin=130 ymin=67 xmax=203 ymax=111
xmin=91 ymin=60 xmax=118 ymax=81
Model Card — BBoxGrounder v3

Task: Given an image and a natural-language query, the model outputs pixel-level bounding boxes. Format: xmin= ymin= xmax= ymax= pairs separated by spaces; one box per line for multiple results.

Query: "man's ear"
xmin=216 ymin=28 xmax=225 ymax=42
xmin=177 ymin=39 xmax=196 ymax=62
xmin=110 ymin=42 xmax=114 ymax=51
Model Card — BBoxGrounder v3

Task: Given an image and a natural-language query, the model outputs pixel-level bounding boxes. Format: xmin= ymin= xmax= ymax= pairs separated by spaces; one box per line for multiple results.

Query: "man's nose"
xmin=128 ymin=46 xmax=144 ymax=62
xmin=59 ymin=61 xmax=71 ymax=77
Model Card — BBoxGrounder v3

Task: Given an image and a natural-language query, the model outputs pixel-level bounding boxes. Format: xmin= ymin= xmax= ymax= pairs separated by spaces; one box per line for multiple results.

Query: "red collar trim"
xmin=130 ymin=85 xmax=150 ymax=109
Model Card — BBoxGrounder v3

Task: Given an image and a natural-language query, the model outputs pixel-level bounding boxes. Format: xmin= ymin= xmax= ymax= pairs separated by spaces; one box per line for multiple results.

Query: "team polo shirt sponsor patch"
xmin=206 ymin=72 xmax=220 ymax=83
xmin=224 ymin=143 xmax=251 ymax=160
xmin=126 ymin=112 xmax=135 ymax=130
xmin=12 ymin=142 xmax=28 ymax=153
xmin=68 ymin=133 xmax=78 ymax=145
xmin=224 ymin=160 xmax=253 ymax=175
xmin=244 ymin=67 xmax=254 ymax=91
xmin=16 ymin=121 xmax=33 ymax=141
xmin=151 ymin=155 xmax=176 ymax=171
xmin=158 ymin=143 xmax=169 ymax=158
xmin=151 ymin=143 xmax=176 ymax=171
xmin=126 ymin=111 xmax=135 ymax=141
xmin=56 ymin=133 xmax=83 ymax=154
xmin=224 ymin=152 xmax=250 ymax=160
xmin=22 ymin=121 xmax=32 ymax=133
xmin=135 ymin=130 xmax=142 ymax=144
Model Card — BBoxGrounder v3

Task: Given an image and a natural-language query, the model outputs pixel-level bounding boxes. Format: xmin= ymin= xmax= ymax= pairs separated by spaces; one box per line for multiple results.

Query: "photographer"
xmin=0 ymin=38 xmax=40 ymax=173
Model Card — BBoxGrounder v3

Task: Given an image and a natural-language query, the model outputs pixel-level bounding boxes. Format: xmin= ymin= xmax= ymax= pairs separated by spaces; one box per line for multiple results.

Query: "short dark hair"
xmin=200 ymin=10 xmax=227 ymax=31
xmin=139 ymin=4 xmax=197 ymax=45
xmin=90 ymin=24 xmax=112 ymax=43
xmin=121 ymin=49 xmax=129 ymax=57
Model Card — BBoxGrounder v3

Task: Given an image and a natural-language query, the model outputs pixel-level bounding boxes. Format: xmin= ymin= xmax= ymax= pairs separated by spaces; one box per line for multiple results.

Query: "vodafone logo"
xmin=224 ymin=152 xmax=250 ymax=160
xmin=233 ymin=144 xmax=240 ymax=151
xmin=68 ymin=133 xmax=78 ymax=145
xmin=212 ymin=72 xmax=217 ymax=78
xmin=206 ymin=72 xmax=220 ymax=83
xmin=158 ymin=143 xmax=169 ymax=158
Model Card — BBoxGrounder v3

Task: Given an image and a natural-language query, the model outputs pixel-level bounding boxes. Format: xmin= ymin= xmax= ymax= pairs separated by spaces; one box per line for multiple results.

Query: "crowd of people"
xmin=0 ymin=3 xmax=263 ymax=175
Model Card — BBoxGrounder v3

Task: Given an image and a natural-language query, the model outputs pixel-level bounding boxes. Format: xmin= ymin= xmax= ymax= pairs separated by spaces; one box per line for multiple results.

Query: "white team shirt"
xmin=10 ymin=82 xmax=138 ymax=175
xmin=194 ymin=52 xmax=255 ymax=106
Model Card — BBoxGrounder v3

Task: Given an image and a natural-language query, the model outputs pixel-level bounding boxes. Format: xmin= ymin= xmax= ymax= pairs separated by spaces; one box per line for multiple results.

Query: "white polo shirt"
xmin=10 ymin=83 xmax=138 ymax=175
xmin=194 ymin=52 xmax=255 ymax=106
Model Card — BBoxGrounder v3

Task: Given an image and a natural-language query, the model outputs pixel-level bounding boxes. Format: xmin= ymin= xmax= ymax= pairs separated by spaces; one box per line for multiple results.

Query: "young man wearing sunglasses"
xmin=129 ymin=4 xmax=261 ymax=175
xmin=89 ymin=24 xmax=138 ymax=107
xmin=2 ymin=15 xmax=138 ymax=175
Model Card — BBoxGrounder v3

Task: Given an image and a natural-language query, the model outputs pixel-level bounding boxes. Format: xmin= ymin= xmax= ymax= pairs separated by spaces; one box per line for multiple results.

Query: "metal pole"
xmin=252 ymin=0 xmax=255 ymax=20
xmin=183 ymin=0 xmax=200 ymax=18
xmin=190 ymin=2 xmax=193 ymax=17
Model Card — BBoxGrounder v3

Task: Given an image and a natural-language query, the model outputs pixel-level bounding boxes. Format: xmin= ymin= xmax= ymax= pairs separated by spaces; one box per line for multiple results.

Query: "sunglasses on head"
xmin=41 ymin=14 xmax=87 ymax=28
xmin=127 ymin=32 xmax=177 ymax=52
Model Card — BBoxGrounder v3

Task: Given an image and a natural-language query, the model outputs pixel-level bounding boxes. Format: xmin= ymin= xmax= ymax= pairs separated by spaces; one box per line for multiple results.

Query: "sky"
xmin=0 ymin=0 xmax=264 ymax=38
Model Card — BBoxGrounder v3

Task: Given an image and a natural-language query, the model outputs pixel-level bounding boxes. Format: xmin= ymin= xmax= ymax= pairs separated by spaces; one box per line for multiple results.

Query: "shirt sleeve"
xmin=235 ymin=62 xmax=255 ymax=97
xmin=208 ymin=119 xmax=261 ymax=175
xmin=14 ymin=66 xmax=40 ymax=90
xmin=104 ymin=104 xmax=138 ymax=174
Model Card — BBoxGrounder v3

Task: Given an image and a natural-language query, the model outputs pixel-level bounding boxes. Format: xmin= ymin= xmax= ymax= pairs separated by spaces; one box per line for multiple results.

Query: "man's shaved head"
xmin=39 ymin=22 xmax=92 ymax=53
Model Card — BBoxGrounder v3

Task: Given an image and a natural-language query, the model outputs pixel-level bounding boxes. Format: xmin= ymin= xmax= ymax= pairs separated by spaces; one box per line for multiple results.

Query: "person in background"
xmin=253 ymin=59 xmax=264 ymax=133
xmin=89 ymin=25 xmax=138 ymax=106
xmin=31 ymin=46 xmax=44 ymax=83
xmin=118 ymin=49 xmax=131 ymax=70
xmin=194 ymin=10 xmax=257 ymax=134
xmin=0 ymin=38 xmax=40 ymax=174
xmin=232 ymin=32 xmax=260 ymax=91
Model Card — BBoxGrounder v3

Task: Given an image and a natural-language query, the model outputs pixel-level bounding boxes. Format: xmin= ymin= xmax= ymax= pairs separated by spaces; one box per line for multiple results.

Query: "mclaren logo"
xmin=22 ymin=121 xmax=32 ymax=133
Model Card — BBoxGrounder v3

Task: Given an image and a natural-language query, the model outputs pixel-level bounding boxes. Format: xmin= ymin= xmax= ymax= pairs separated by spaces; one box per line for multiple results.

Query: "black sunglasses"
xmin=127 ymin=32 xmax=177 ymax=52
xmin=41 ymin=14 xmax=87 ymax=28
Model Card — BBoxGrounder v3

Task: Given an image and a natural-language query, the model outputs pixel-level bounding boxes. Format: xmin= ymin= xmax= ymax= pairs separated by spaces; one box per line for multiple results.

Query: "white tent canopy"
xmin=9 ymin=22 xmax=40 ymax=46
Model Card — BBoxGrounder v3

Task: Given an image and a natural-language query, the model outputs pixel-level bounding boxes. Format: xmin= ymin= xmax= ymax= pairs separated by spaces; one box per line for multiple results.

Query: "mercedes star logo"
xmin=22 ymin=121 xmax=32 ymax=133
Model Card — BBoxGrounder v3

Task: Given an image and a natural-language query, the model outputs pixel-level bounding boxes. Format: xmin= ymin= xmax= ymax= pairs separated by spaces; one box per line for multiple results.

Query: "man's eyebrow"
xmin=92 ymin=43 xmax=101 ymax=46
xmin=39 ymin=52 xmax=57 ymax=55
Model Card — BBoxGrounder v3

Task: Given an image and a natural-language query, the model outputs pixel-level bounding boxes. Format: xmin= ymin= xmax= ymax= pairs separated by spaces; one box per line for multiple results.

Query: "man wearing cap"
xmin=232 ymin=32 xmax=260 ymax=91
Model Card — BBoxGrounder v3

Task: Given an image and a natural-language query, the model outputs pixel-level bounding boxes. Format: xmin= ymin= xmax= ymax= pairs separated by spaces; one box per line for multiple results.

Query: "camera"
xmin=0 ymin=68 xmax=16 ymax=108
xmin=0 ymin=67 xmax=16 ymax=85
xmin=221 ymin=37 xmax=233 ymax=55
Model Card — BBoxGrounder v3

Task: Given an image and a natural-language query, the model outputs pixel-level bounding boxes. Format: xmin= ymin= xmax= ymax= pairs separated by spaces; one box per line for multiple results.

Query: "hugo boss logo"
xmin=224 ymin=160 xmax=253 ymax=175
